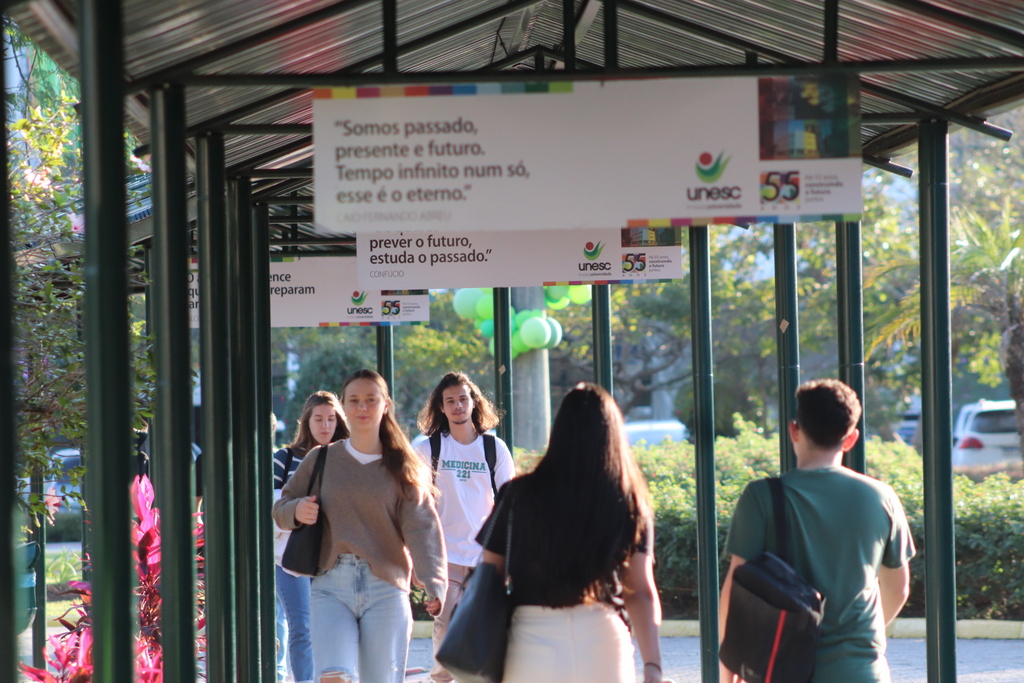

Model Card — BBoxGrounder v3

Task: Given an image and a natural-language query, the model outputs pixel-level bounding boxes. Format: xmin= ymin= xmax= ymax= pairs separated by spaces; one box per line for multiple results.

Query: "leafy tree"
xmin=8 ymin=25 xmax=153 ymax=517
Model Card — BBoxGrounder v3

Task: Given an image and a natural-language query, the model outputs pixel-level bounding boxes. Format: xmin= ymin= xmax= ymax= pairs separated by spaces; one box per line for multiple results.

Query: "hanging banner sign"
xmin=356 ymin=226 xmax=684 ymax=289
xmin=314 ymin=74 xmax=861 ymax=235
xmin=188 ymin=257 xmax=430 ymax=327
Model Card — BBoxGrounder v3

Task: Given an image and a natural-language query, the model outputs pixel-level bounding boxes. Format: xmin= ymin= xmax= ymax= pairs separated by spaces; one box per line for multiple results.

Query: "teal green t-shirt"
xmin=725 ymin=467 xmax=915 ymax=683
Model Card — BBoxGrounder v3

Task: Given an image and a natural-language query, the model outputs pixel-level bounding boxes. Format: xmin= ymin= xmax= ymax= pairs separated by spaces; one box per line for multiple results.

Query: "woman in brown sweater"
xmin=273 ymin=369 xmax=446 ymax=683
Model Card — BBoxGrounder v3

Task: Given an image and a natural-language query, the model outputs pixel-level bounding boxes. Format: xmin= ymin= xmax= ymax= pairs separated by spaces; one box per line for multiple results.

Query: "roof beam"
xmin=125 ymin=0 xmax=376 ymax=95
xmin=879 ymin=0 xmax=1024 ymax=52
xmin=172 ymin=56 xmax=1024 ymax=86
xmin=823 ymin=0 xmax=839 ymax=64
xmin=480 ymin=45 xmax=544 ymax=71
xmin=248 ymin=169 xmax=313 ymax=179
xmin=864 ymin=155 xmax=915 ymax=178
xmin=226 ymin=136 xmax=312 ymax=174
xmin=862 ymin=81 xmax=1012 ymax=140
xmin=218 ymin=124 xmax=311 ymax=135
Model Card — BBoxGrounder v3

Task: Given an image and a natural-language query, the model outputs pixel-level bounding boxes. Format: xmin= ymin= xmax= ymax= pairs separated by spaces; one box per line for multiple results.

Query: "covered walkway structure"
xmin=4 ymin=1 xmax=1024 ymax=682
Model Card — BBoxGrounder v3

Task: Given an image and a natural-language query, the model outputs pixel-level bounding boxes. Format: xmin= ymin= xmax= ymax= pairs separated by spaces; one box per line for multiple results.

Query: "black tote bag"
xmin=436 ymin=495 xmax=514 ymax=683
xmin=281 ymin=444 xmax=329 ymax=577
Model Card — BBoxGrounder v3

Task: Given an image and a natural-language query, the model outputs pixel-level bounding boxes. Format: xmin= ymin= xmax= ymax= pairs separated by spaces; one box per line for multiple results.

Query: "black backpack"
xmin=430 ymin=432 xmax=498 ymax=496
xmin=720 ymin=477 xmax=825 ymax=683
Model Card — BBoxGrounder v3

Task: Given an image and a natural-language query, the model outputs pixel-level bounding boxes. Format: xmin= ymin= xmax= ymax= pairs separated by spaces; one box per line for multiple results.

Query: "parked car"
xmin=623 ymin=419 xmax=690 ymax=446
xmin=951 ymin=399 xmax=1019 ymax=467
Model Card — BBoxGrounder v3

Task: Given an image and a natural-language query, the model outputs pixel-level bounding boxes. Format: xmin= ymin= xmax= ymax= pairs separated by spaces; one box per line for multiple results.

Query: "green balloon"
xmin=488 ymin=337 xmax=495 ymax=356
xmin=547 ymin=296 xmax=570 ymax=310
xmin=480 ymin=287 xmax=493 ymax=295
xmin=480 ymin=319 xmax=495 ymax=337
xmin=568 ymin=285 xmax=592 ymax=304
xmin=514 ymin=309 xmax=532 ymax=329
xmin=476 ymin=295 xmax=494 ymax=320
xmin=511 ymin=331 xmax=528 ymax=355
xmin=545 ymin=285 xmax=569 ymax=302
xmin=545 ymin=317 xmax=563 ymax=348
xmin=520 ymin=316 xmax=551 ymax=349
xmin=453 ymin=288 xmax=483 ymax=319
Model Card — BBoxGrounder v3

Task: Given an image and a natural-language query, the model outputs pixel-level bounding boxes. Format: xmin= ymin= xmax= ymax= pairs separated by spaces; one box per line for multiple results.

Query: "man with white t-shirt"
xmin=416 ymin=371 xmax=515 ymax=683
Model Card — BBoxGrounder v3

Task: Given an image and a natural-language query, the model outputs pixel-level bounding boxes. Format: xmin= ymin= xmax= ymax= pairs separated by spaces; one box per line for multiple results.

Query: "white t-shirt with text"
xmin=416 ymin=432 xmax=514 ymax=566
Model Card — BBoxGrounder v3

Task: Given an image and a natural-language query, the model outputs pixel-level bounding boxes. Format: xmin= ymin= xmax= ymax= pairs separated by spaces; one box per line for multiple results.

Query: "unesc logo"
xmin=348 ymin=290 xmax=373 ymax=315
xmin=688 ymin=151 xmax=742 ymax=202
xmin=695 ymin=151 xmax=730 ymax=183
xmin=583 ymin=241 xmax=605 ymax=261
xmin=579 ymin=240 xmax=611 ymax=272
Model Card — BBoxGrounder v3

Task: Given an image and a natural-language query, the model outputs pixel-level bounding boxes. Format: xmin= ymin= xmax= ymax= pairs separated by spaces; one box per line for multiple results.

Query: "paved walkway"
xmin=404 ymin=637 xmax=1024 ymax=682
xmin=21 ymin=631 xmax=1024 ymax=681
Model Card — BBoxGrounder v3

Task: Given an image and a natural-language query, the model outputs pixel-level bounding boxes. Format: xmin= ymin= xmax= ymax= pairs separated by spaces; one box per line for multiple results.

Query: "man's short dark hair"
xmin=795 ymin=379 xmax=862 ymax=450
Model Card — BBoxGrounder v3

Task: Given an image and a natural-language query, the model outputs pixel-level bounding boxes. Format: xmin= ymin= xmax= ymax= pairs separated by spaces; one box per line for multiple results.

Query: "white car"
xmin=951 ymin=399 xmax=1019 ymax=467
xmin=623 ymin=419 xmax=690 ymax=446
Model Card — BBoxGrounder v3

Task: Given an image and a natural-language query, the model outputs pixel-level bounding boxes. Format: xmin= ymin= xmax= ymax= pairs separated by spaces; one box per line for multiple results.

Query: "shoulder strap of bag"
xmin=767 ymin=476 xmax=789 ymax=563
xmin=430 ymin=432 xmax=442 ymax=481
xmin=282 ymin=448 xmax=294 ymax=486
xmin=306 ymin=444 xmax=329 ymax=498
xmin=483 ymin=434 xmax=498 ymax=496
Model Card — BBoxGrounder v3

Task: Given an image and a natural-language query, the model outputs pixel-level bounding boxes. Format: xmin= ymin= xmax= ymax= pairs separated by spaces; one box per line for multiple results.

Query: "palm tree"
xmin=867 ymin=199 xmax=1024 ymax=461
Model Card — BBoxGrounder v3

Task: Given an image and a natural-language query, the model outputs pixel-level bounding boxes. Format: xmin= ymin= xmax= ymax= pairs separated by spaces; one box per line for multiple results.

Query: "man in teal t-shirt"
xmin=720 ymin=379 xmax=915 ymax=683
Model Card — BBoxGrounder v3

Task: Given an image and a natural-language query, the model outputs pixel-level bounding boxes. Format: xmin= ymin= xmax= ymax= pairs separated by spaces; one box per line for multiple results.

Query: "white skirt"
xmin=503 ymin=603 xmax=635 ymax=683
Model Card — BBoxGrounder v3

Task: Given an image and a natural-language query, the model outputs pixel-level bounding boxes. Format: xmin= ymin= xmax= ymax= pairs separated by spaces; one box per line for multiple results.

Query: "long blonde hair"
xmin=340 ymin=369 xmax=435 ymax=500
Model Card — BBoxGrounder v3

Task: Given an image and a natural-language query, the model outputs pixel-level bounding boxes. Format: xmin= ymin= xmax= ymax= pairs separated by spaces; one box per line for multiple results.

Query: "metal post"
xmin=774 ymin=223 xmax=800 ymax=473
xmin=377 ymin=326 xmax=395 ymax=394
xmin=30 ymin=471 xmax=45 ymax=668
xmin=80 ymin=0 xmax=134 ymax=680
xmin=603 ymin=0 xmax=618 ymax=69
xmin=689 ymin=227 xmax=719 ymax=683
xmin=836 ymin=221 xmax=866 ymax=473
xmin=493 ymin=288 xmax=514 ymax=449
xmin=151 ymin=83 xmax=196 ymax=683
xmin=562 ymin=0 xmax=575 ymax=71
xmin=382 ymin=0 xmax=398 ymax=75
xmin=592 ymin=285 xmax=614 ymax=394
xmin=252 ymin=202 xmax=276 ymax=683
xmin=228 ymin=178 xmax=261 ymax=683
xmin=0 ymin=30 xmax=14 ymax=678
xmin=197 ymin=132 xmax=237 ymax=683
xmin=919 ymin=118 xmax=957 ymax=683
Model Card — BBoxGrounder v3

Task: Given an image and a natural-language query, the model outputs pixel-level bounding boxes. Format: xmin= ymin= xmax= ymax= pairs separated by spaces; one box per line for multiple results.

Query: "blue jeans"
xmin=310 ymin=554 xmax=412 ymax=683
xmin=276 ymin=590 xmax=288 ymax=680
xmin=277 ymin=565 xmax=314 ymax=683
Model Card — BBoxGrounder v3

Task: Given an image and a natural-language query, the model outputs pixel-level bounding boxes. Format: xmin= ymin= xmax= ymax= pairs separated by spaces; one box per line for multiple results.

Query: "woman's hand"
xmin=425 ymin=598 xmax=442 ymax=617
xmin=642 ymin=661 xmax=662 ymax=683
xmin=294 ymin=495 xmax=319 ymax=525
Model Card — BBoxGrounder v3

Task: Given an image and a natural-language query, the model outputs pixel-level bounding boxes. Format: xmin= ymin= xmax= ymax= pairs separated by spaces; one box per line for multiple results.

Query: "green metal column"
xmin=80 ymin=0 xmax=134 ymax=680
xmin=773 ymin=223 xmax=800 ymax=473
xmin=919 ymin=119 xmax=957 ymax=683
xmin=197 ymin=132 xmax=237 ymax=683
xmin=836 ymin=221 xmax=866 ymax=473
xmin=493 ymin=288 xmax=514 ymax=449
xmin=252 ymin=202 xmax=276 ymax=683
xmin=0 ymin=30 xmax=14 ymax=679
xmin=228 ymin=178 xmax=262 ymax=683
xmin=30 ymin=471 xmax=45 ymax=668
xmin=150 ymin=83 xmax=196 ymax=683
xmin=592 ymin=285 xmax=613 ymax=393
xmin=689 ymin=227 xmax=719 ymax=683
xmin=377 ymin=326 xmax=395 ymax=393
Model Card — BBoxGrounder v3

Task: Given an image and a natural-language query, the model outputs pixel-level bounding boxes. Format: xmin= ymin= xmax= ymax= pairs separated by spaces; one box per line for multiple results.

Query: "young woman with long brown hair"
xmin=476 ymin=382 xmax=664 ymax=683
xmin=273 ymin=391 xmax=349 ymax=683
xmin=273 ymin=370 xmax=446 ymax=683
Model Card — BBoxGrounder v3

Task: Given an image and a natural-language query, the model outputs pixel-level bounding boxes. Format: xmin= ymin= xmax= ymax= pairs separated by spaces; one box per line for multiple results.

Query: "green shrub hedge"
xmin=629 ymin=418 xmax=1024 ymax=619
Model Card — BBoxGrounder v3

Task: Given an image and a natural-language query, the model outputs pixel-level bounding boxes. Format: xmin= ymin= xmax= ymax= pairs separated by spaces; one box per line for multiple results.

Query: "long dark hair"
xmin=288 ymin=391 xmax=349 ymax=452
xmin=513 ymin=382 xmax=651 ymax=606
xmin=340 ymin=369 xmax=434 ymax=500
xmin=417 ymin=371 xmax=501 ymax=436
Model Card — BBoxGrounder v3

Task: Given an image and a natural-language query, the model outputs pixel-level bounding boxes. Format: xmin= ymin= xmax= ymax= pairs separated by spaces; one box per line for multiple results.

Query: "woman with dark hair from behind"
xmin=274 ymin=369 xmax=446 ymax=683
xmin=273 ymin=391 xmax=349 ymax=683
xmin=476 ymin=382 xmax=664 ymax=683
